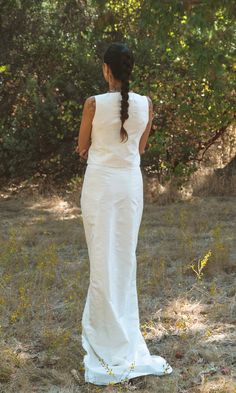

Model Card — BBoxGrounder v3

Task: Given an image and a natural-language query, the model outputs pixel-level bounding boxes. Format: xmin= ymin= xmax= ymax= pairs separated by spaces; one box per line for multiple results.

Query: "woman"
xmin=75 ymin=42 xmax=173 ymax=386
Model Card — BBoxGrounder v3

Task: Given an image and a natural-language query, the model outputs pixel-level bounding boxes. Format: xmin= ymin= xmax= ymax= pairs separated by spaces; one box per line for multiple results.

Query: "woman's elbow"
xmin=139 ymin=148 xmax=145 ymax=155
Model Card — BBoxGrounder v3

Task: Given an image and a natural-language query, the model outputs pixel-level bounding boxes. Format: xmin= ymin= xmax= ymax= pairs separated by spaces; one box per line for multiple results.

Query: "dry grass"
xmin=0 ymin=167 xmax=236 ymax=393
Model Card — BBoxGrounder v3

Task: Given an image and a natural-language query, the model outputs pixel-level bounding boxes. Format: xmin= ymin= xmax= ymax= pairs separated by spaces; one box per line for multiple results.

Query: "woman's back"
xmin=87 ymin=91 xmax=149 ymax=168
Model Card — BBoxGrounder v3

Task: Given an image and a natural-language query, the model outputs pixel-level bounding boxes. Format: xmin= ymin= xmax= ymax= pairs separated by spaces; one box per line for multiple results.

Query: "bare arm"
xmin=139 ymin=96 xmax=154 ymax=155
xmin=75 ymin=96 xmax=95 ymax=159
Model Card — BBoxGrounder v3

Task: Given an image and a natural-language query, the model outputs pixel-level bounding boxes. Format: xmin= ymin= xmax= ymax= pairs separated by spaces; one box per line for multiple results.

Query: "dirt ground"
xmin=1 ymin=117 xmax=236 ymax=393
xmin=0 ymin=166 xmax=235 ymax=393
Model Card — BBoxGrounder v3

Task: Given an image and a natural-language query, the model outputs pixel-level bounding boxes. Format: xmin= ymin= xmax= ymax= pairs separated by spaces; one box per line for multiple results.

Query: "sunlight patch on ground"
xmin=28 ymin=196 xmax=79 ymax=220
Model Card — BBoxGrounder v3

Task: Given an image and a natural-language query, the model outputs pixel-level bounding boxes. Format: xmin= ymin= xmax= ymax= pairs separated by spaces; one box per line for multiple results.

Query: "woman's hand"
xmin=75 ymin=145 xmax=89 ymax=160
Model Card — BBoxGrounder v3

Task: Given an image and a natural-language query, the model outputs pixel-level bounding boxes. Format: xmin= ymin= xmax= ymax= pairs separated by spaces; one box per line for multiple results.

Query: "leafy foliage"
xmin=0 ymin=0 xmax=235 ymax=184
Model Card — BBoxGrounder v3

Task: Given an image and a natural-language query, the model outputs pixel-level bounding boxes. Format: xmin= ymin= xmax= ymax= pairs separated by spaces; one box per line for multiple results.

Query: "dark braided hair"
xmin=103 ymin=42 xmax=134 ymax=143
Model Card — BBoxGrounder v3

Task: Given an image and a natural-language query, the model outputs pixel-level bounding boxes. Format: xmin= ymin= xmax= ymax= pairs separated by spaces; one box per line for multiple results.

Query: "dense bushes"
xmin=0 ymin=0 xmax=235 ymax=185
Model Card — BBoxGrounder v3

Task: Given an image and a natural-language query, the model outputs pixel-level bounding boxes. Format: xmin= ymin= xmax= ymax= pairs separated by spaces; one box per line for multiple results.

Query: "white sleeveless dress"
xmin=80 ymin=91 xmax=173 ymax=385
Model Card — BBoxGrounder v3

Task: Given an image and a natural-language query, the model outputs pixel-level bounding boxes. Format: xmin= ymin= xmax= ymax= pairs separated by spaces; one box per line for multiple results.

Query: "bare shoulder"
xmin=146 ymin=96 xmax=154 ymax=119
xmin=146 ymin=95 xmax=153 ymax=109
xmin=84 ymin=96 xmax=96 ymax=115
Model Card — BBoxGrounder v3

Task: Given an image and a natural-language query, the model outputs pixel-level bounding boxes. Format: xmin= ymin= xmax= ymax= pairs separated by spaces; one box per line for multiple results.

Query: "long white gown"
xmin=80 ymin=91 xmax=173 ymax=385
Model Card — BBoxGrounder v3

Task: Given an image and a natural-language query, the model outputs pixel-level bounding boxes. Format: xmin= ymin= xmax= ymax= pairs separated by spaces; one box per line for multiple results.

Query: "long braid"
xmin=120 ymin=54 xmax=132 ymax=142
xmin=103 ymin=42 xmax=134 ymax=143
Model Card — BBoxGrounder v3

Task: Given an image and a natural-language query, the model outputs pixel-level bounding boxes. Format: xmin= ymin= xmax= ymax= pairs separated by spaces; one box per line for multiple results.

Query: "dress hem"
xmin=83 ymin=362 xmax=173 ymax=386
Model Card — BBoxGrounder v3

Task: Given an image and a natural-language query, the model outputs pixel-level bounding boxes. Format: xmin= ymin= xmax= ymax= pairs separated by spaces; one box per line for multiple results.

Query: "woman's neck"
xmin=108 ymin=80 xmax=122 ymax=92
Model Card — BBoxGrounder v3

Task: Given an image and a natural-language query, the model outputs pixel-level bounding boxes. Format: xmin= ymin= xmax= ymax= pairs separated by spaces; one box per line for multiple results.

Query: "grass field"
xmin=0 ymin=170 xmax=235 ymax=393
